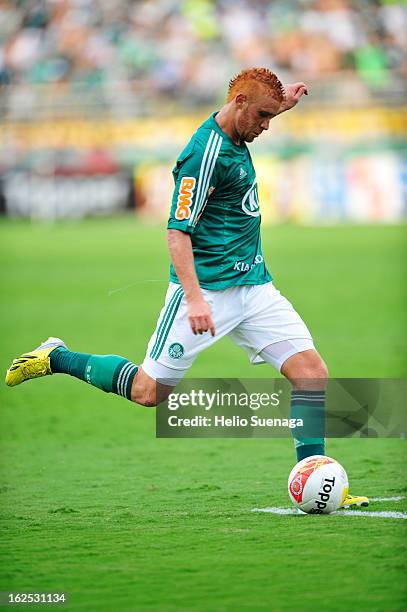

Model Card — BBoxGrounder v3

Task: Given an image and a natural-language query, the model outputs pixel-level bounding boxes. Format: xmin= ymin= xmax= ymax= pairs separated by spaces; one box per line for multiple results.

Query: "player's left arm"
xmin=277 ymin=82 xmax=308 ymax=114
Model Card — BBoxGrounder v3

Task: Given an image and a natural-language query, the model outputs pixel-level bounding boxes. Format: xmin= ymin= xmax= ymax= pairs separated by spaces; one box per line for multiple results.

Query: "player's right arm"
xmin=166 ymin=136 xmax=219 ymax=337
xmin=167 ymin=229 xmax=215 ymax=336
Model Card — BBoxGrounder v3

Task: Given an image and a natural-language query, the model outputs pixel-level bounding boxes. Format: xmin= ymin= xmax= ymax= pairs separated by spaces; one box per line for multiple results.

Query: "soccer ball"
xmin=288 ymin=455 xmax=349 ymax=514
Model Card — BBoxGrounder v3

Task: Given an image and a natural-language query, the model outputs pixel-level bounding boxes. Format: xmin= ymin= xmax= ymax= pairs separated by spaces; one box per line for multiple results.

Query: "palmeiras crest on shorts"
xmin=168 ymin=342 xmax=184 ymax=359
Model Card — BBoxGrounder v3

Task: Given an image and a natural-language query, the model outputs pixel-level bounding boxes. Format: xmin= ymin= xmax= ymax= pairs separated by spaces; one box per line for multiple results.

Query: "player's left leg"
xmin=260 ymin=342 xmax=368 ymax=508
xmin=280 ymin=348 xmax=328 ymax=461
xmin=230 ymin=282 xmax=368 ymax=508
xmin=257 ymin=342 xmax=327 ymax=461
xmin=228 ymin=282 xmax=325 ymax=461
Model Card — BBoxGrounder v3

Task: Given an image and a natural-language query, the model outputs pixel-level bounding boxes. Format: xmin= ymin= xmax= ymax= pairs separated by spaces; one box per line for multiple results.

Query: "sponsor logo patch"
xmin=241 ymin=179 xmax=260 ymax=216
xmin=175 ymin=176 xmax=196 ymax=220
xmin=233 ymin=254 xmax=263 ymax=272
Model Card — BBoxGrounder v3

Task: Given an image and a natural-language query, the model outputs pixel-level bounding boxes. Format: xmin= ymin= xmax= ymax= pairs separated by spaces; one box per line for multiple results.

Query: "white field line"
xmin=334 ymin=510 xmax=407 ymax=519
xmin=252 ymin=507 xmax=303 ymax=516
xmin=369 ymin=496 xmax=405 ymax=502
xmin=252 ymin=507 xmax=407 ymax=519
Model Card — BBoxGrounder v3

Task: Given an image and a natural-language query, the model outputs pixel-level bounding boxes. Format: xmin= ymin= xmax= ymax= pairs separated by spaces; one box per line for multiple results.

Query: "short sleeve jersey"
xmin=167 ymin=112 xmax=272 ymax=290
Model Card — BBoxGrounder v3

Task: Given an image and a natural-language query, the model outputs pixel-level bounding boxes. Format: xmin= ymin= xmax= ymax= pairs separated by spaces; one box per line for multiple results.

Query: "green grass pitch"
xmin=0 ymin=218 xmax=406 ymax=610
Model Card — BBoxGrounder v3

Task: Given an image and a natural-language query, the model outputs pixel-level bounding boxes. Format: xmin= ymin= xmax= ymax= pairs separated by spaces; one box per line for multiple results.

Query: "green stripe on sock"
xmin=124 ymin=365 xmax=138 ymax=400
xmin=291 ymin=400 xmax=325 ymax=407
xmin=113 ymin=362 xmax=138 ymax=399
xmin=86 ymin=355 xmax=128 ymax=392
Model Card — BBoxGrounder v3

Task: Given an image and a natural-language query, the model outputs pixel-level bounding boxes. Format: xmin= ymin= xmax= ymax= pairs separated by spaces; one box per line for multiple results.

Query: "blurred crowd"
xmin=0 ymin=0 xmax=406 ymax=117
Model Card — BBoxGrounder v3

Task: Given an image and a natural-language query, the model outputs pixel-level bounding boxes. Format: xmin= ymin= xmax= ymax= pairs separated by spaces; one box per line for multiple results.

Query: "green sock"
xmin=50 ymin=347 xmax=138 ymax=400
xmin=291 ymin=390 xmax=326 ymax=461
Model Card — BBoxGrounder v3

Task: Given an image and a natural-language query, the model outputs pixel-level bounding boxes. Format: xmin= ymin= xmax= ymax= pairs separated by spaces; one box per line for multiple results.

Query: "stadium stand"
xmin=0 ymin=0 xmax=406 ymax=119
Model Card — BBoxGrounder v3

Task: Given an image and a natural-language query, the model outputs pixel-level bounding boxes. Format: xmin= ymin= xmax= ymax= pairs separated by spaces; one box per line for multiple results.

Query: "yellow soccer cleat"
xmin=341 ymin=494 xmax=369 ymax=508
xmin=5 ymin=337 xmax=67 ymax=387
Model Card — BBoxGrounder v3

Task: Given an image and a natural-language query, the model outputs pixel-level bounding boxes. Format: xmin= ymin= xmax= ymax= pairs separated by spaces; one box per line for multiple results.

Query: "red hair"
xmin=227 ymin=67 xmax=285 ymax=104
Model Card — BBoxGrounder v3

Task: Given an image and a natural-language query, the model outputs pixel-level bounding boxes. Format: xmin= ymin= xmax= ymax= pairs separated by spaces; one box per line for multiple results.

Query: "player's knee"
xmin=298 ymin=359 xmax=328 ymax=382
xmin=308 ymin=358 xmax=329 ymax=381
xmin=282 ymin=350 xmax=328 ymax=386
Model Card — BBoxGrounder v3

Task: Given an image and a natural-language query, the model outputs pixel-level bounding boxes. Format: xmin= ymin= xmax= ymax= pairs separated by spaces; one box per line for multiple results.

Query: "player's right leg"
xmin=5 ymin=283 xmax=236 ymax=406
xmin=5 ymin=335 xmax=174 ymax=407
xmin=4 ymin=285 xmax=194 ymax=404
xmin=5 ymin=337 xmax=140 ymax=402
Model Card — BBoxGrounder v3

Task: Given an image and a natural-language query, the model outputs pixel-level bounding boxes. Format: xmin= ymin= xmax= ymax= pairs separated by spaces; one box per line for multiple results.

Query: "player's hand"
xmin=187 ymin=299 xmax=216 ymax=337
xmin=279 ymin=82 xmax=308 ymax=113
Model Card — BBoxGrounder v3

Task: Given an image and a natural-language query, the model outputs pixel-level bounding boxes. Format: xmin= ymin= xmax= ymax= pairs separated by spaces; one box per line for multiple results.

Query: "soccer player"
xmin=6 ymin=68 xmax=367 ymax=507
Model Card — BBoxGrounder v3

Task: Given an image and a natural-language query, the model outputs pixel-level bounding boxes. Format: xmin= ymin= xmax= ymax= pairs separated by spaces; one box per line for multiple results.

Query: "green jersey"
xmin=167 ymin=112 xmax=272 ymax=290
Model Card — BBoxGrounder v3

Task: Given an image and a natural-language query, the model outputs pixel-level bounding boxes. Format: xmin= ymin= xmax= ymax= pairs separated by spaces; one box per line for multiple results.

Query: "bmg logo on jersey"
xmin=241 ymin=179 xmax=260 ymax=217
xmin=175 ymin=176 xmax=196 ymax=220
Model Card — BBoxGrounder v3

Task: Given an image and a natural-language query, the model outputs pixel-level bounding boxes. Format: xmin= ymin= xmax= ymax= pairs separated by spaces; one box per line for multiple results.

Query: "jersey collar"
xmin=209 ymin=112 xmax=246 ymax=149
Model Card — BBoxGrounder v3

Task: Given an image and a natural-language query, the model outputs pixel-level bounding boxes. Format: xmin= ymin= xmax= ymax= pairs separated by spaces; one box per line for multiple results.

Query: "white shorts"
xmin=142 ymin=282 xmax=314 ymax=385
